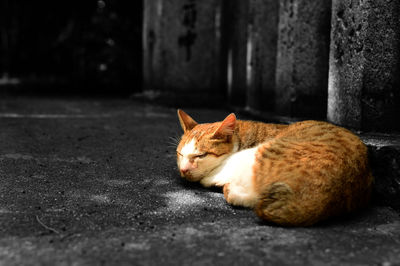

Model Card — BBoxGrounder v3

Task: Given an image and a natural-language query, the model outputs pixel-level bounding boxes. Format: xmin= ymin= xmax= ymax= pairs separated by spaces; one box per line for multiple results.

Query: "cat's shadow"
xmin=177 ymin=177 xmax=222 ymax=194
xmin=174 ymin=171 xmax=252 ymax=212
xmin=255 ymin=206 xmax=378 ymax=228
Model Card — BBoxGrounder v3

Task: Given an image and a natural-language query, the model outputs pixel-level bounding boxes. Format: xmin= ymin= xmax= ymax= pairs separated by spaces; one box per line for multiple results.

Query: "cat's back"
xmin=253 ymin=120 xmax=373 ymax=226
xmin=257 ymin=120 xmax=370 ymax=180
xmin=276 ymin=120 xmax=360 ymax=143
xmin=236 ymin=120 xmax=288 ymax=149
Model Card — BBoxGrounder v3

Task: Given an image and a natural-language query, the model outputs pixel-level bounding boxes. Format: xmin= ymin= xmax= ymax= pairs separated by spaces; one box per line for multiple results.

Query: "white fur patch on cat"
xmin=178 ymin=139 xmax=202 ymax=174
xmin=200 ymin=147 xmax=259 ymax=207
xmin=222 ymin=147 xmax=259 ymax=207
xmin=180 ymin=139 xmax=197 ymax=157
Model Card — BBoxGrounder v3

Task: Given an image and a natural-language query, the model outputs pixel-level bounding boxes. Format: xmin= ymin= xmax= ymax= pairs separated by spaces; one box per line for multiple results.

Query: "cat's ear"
xmin=177 ymin=109 xmax=198 ymax=132
xmin=212 ymin=113 xmax=236 ymax=140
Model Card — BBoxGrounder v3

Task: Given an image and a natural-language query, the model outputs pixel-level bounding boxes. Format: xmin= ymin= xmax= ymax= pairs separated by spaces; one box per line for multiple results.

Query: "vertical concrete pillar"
xmin=246 ymin=0 xmax=279 ymax=111
xmin=275 ymin=0 xmax=332 ymax=118
xmin=142 ymin=0 xmax=160 ymax=94
xmin=328 ymin=0 xmax=400 ymax=132
xmin=143 ymin=0 xmax=225 ymax=103
xmin=223 ymin=0 xmax=248 ymax=107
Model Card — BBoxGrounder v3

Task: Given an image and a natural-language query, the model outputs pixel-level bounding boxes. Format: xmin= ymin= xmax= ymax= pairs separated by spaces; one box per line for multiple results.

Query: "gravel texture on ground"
xmin=0 ymin=97 xmax=399 ymax=266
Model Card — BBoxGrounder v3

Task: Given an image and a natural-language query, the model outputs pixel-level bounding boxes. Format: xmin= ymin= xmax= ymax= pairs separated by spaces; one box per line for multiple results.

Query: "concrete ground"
xmin=0 ymin=97 xmax=399 ymax=266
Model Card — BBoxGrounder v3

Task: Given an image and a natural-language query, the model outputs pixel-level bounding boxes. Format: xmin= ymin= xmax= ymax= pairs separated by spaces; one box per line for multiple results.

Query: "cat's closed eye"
xmin=195 ymin=153 xmax=208 ymax=159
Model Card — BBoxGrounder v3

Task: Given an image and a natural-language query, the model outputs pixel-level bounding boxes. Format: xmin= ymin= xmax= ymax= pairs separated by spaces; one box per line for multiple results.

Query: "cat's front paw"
xmin=223 ymin=183 xmax=231 ymax=202
xmin=223 ymin=183 xmax=258 ymax=208
xmin=223 ymin=183 xmax=239 ymax=206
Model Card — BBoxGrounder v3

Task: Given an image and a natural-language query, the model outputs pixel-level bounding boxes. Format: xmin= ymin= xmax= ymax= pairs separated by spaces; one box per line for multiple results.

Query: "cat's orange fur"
xmin=176 ymin=110 xmax=373 ymax=226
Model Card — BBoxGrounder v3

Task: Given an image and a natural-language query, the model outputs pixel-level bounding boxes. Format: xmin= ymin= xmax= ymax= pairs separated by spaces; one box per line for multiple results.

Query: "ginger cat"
xmin=176 ymin=110 xmax=373 ymax=226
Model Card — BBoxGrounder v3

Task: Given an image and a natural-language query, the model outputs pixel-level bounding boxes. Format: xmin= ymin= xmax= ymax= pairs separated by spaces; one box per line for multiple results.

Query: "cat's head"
xmin=176 ymin=109 xmax=238 ymax=182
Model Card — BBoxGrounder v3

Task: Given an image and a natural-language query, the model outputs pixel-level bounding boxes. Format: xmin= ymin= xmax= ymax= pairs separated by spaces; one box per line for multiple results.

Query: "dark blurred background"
xmin=0 ymin=0 xmax=142 ymax=96
xmin=0 ymin=0 xmax=399 ymax=132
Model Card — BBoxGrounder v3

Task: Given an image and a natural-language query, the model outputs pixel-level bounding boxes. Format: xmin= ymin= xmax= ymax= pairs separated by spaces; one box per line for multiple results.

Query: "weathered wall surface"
xmin=224 ymin=0 xmax=248 ymax=107
xmin=246 ymin=0 xmax=279 ymax=111
xmin=275 ymin=0 xmax=332 ymax=118
xmin=143 ymin=0 xmax=225 ymax=99
xmin=328 ymin=0 xmax=400 ymax=132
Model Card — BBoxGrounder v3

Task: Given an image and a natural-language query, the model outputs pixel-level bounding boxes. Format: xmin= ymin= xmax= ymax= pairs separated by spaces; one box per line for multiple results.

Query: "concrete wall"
xmin=143 ymin=0 xmax=225 ymax=101
xmin=275 ymin=0 xmax=332 ymax=118
xmin=246 ymin=0 xmax=279 ymax=111
xmin=224 ymin=0 xmax=248 ymax=107
xmin=143 ymin=0 xmax=400 ymax=133
xmin=328 ymin=0 xmax=400 ymax=132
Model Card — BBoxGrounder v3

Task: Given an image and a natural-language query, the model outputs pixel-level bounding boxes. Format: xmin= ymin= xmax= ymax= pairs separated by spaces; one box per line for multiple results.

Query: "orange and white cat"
xmin=176 ymin=109 xmax=373 ymax=226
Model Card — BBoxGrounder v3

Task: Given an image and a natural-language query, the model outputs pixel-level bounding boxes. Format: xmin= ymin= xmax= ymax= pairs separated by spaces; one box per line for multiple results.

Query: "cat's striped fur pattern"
xmin=176 ymin=110 xmax=373 ymax=226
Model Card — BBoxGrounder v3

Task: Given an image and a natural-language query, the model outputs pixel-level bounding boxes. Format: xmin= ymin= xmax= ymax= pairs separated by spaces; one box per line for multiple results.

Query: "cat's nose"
xmin=180 ymin=168 xmax=190 ymax=175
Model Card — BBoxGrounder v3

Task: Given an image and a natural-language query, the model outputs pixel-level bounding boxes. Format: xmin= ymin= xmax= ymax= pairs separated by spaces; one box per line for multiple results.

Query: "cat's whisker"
xmin=166 ymin=140 xmax=178 ymax=146
xmin=168 ymin=137 xmax=180 ymax=146
xmin=167 ymin=145 xmax=178 ymax=150
xmin=166 ymin=143 xmax=179 ymax=150
xmin=166 ymin=135 xmax=181 ymax=148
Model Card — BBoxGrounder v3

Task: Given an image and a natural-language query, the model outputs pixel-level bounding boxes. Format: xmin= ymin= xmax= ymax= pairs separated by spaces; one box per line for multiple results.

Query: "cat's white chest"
xmin=202 ymin=146 xmax=258 ymax=188
xmin=215 ymin=147 xmax=259 ymax=207
xmin=226 ymin=147 xmax=257 ymax=185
